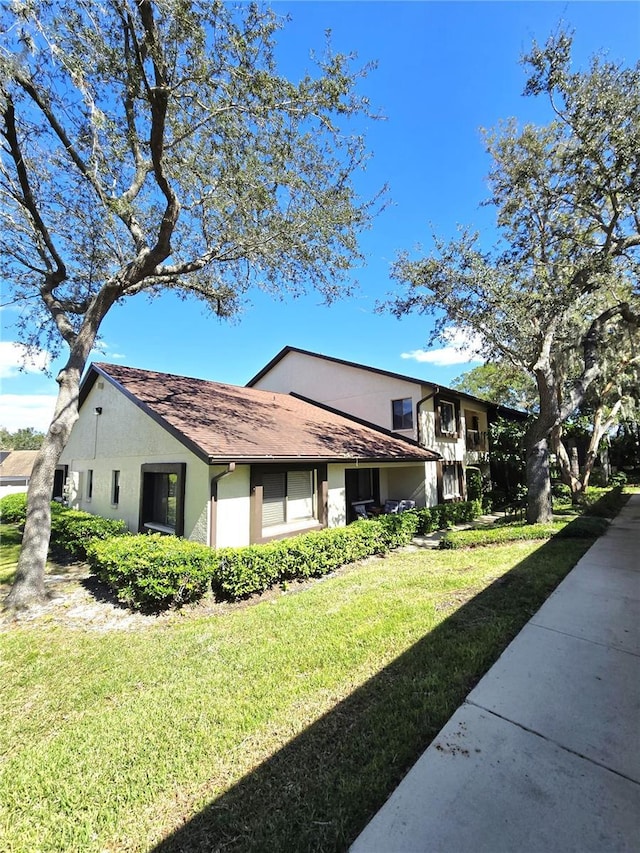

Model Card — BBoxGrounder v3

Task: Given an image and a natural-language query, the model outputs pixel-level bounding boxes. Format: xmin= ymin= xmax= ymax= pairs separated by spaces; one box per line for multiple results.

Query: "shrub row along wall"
xmin=87 ymin=499 xmax=483 ymax=610
xmin=0 ymin=493 xmax=128 ymax=558
xmin=0 ymin=492 xmax=481 ymax=610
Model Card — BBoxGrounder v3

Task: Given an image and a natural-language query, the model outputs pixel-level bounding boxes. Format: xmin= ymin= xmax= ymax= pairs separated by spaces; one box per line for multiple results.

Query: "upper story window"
xmin=436 ymin=398 xmax=458 ymax=438
xmin=392 ymin=398 xmax=413 ymax=431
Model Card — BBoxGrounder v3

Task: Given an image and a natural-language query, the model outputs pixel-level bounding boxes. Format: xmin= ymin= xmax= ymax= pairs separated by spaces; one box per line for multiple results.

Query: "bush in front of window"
xmin=86 ymin=499 xmax=485 ymax=609
xmin=50 ymin=509 xmax=129 ymax=558
xmin=214 ymin=522 xmax=390 ymax=600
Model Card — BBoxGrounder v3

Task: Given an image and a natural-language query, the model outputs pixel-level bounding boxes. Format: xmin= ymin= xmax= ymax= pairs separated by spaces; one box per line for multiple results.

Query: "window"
xmin=437 ymin=399 xmax=458 ymax=437
xmin=86 ymin=469 xmax=93 ymax=500
xmin=442 ymin=465 xmax=460 ymax=499
xmin=262 ymin=469 xmax=314 ymax=529
xmin=140 ymin=463 xmax=186 ymax=535
xmin=465 ymin=412 xmax=486 ymax=451
xmin=111 ymin=470 xmax=120 ymax=506
xmin=53 ymin=466 xmax=67 ymax=501
xmin=392 ymin=398 xmax=413 ymax=431
xmin=439 ymin=462 xmax=464 ymax=502
xmin=252 ymin=464 xmax=327 ymax=543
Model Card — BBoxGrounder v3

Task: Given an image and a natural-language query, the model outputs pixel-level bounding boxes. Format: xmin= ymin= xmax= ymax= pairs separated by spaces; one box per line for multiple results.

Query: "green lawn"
xmin=1 ymin=532 xmax=596 ymax=852
xmin=0 ymin=524 xmax=21 ymax=584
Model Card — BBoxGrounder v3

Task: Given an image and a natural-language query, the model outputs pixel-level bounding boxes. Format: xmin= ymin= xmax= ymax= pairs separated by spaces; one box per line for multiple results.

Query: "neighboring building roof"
xmin=246 ymin=345 xmax=528 ymax=420
xmin=0 ymin=450 xmax=38 ymax=479
xmin=81 ymin=363 xmax=441 ymax=465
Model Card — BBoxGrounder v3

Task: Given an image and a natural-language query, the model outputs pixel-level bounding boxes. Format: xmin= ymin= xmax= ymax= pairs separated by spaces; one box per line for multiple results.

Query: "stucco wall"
xmin=60 ymin=377 xmax=210 ymax=542
xmin=327 ymin=463 xmax=347 ymax=528
xmin=253 ymin=350 xmax=430 ymax=441
xmin=214 ymin=465 xmax=252 ymax=547
xmin=385 ymin=463 xmax=430 ymax=506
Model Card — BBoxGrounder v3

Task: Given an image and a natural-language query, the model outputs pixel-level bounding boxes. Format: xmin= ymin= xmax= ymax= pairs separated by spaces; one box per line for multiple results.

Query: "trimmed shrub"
xmin=0 ymin=492 xmax=28 ymax=523
xmin=50 ymin=509 xmax=128 ymax=558
xmin=439 ymin=514 xmax=611 ymax=549
xmin=439 ymin=522 xmax=561 ymax=549
xmin=87 ymin=498 xmax=486 ymax=608
xmin=0 ymin=493 xmax=66 ymax=525
xmin=375 ymin=510 xmax=421 ymax=548
xmin=214 ymin=520 xmax=392 ymax=600
xmin=556 ymin=516 xmax=611 ymax=538
xmin=87 ymin=534 xmax=215 ymax=609
xmin=583 ymin=486 xmax=628 ymax=518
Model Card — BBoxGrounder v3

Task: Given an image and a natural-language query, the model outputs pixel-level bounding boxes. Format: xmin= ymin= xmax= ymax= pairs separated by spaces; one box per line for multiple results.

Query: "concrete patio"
xmin=351 ymin=494 xmax=640 ymax=853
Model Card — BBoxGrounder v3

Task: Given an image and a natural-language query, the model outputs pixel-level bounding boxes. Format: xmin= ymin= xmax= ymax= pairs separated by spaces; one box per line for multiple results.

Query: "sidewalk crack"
xmin=465 ymin=700 xmax=640 ymax=786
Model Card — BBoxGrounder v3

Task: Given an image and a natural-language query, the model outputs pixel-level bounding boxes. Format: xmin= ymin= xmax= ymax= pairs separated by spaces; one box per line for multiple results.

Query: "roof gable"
xmin=246 ymin=345 xmax=527 ymax=418
xmin=81 ymin=363 xmax=440 ymax=464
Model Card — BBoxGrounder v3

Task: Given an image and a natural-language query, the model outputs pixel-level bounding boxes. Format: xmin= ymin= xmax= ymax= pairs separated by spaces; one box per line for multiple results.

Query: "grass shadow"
xmin=150 ymin=526 xmax=599 ymax=853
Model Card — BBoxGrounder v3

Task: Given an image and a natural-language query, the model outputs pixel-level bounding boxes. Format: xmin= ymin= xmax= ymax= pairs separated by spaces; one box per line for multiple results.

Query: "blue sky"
xmin=1 ymin=1 xmax=639 ymax=432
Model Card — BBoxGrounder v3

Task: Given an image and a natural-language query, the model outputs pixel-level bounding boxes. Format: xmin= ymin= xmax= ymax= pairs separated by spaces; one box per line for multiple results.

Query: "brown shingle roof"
xmin=86 ymin=363 xmax=440 ymax=464
xmin=0 ymin=450 xmax=38 ymax=478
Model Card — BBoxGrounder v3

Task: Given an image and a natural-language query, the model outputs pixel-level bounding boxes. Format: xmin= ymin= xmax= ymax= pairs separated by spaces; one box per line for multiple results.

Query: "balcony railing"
xmin=466 ymin=429 xmax=488 ymax=452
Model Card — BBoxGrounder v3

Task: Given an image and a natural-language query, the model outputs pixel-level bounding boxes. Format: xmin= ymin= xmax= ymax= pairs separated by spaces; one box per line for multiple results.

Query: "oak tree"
xmin=1 ymin=0 xmax=383 ymax=609
xmin=385 ymin=32 xmax=640 ymax=522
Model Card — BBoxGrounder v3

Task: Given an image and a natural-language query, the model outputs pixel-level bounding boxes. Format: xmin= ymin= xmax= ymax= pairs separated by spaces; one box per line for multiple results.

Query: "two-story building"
xmin=248 ymin=346 xmax=523 ymax=508
xmin=58 ymin=349 xmax=524 ymax=548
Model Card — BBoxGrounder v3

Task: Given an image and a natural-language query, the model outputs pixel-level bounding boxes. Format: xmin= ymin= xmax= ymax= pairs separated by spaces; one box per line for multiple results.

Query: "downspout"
xmin=416 ymin=386 xmax=439 ymax=446
xmin=209 ymin=462 xmax=236 ymax=548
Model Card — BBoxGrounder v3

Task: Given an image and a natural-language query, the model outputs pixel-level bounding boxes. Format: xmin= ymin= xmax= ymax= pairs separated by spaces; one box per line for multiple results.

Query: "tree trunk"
xmin=4 ymin=366 xmax=82 ymax=612
xmin=582 ymin=400 xmax=623 ymax=491
xmin=551 ymin=425 xmax=585 ymax=504
xmin=525 ymin=431 xmax=554 ymax=523
xmin=525 ymin=362 xmax=557 ymax=524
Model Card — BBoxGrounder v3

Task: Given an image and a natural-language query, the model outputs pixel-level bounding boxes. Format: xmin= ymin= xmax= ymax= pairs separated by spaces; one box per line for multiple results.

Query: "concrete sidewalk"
xmin=351 ymin=494 xmax=640 ymax=853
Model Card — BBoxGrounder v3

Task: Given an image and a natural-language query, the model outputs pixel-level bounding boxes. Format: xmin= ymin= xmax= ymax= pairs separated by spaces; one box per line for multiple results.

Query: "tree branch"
xmin=14 ymin=72 xmax=109 ymax=208
xmin=1 ymin=93 xmax=66 ymax=285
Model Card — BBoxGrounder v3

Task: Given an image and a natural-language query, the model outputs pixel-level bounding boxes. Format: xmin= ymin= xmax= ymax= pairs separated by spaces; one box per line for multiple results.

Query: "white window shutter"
xmin=287 ymin=470 xmax=313 ymax=521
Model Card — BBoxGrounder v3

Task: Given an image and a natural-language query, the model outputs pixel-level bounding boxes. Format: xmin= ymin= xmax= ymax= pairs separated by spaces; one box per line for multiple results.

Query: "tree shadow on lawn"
xmin=151 ymin=532 xmax=596 ymax=853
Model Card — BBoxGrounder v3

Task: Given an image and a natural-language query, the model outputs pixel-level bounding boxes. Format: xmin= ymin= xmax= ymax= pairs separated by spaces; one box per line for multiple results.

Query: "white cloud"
xmin=401 ymin=328 xmax=485 ymax=367
xmin=0 ymin=342 xmax=51 ymax=379
xmin=90 ymin=340 xmax=126 ymax=362
xmin=0 ymin=394 xmax=57 ymax=432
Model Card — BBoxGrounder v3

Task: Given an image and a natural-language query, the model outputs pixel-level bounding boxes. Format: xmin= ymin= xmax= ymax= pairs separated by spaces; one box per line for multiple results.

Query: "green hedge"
xmin=0 ymin=492 xmax=67 ymax=526
xmin=0 ymin=492 xmax=29 ymax=524
xmin=86 ymin=499 xmax=483 ymax=609
xmin=87 ymin=534 xmax=214 ymax=609
xmin=49 ymin=508 xmax=128 ymax=558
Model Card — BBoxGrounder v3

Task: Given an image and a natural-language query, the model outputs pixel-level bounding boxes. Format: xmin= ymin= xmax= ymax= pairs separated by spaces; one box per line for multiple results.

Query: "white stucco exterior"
xmin=60 ymin=377 xmax=210 ymax=542
xmin=253 ymin=349 xmax=423 ymax=440
xmin=214 ymin=465 xmax=252 ymax=547
xmin=60 ymin=357 xmax=479 ymax=550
